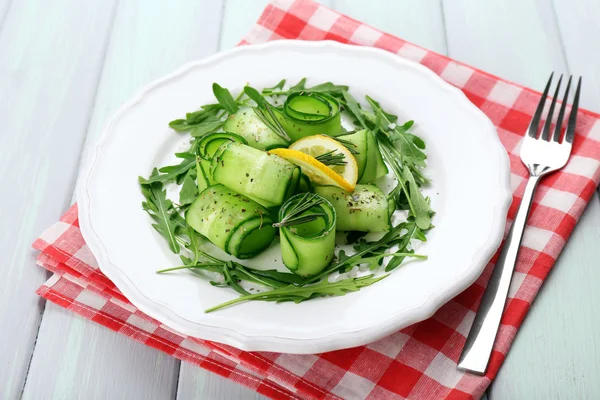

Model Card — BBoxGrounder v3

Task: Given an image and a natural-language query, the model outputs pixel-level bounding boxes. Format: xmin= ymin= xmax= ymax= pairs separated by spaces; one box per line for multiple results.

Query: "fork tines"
xmin=527 ymin=73 xmax=582 ymax=144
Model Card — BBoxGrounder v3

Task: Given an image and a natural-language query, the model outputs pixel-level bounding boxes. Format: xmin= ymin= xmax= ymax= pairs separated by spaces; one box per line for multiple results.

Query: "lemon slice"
xmin=269 ymin=135 xmax=358 ymax=192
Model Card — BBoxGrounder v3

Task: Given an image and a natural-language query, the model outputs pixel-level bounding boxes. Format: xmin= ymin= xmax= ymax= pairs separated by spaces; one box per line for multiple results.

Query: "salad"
xmin=139 ymin=78 xmax=434 ymax=312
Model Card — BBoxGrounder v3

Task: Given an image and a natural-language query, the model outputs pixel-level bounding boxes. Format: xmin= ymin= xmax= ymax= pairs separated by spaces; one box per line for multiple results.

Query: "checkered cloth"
xmin=33 ymin=0 xmax=600 ymax=399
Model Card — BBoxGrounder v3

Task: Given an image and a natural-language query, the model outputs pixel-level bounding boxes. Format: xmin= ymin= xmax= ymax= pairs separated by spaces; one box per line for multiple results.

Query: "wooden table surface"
xmin=1 ymin=0 xmax=599 ymax=399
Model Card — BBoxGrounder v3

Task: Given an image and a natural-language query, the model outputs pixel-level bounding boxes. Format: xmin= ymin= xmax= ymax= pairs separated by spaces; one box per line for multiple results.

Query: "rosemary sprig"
xmin=334 ymin=137 xmax=360 ymax=155
xmin=205 ymin=275 xmax=387 ymax=312
xmin=273 ymin=193 xmax=326 ymax=228
xmin=315 ymin=150 xmax=347 ymax=166
xmin=244 ymin=85 xmax=291 ymax=142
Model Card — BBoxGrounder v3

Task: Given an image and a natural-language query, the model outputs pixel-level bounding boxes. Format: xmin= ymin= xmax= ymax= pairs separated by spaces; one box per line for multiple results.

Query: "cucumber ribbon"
xmin=186 ymin=184 xmax=275 ymax=259
xmin=314 ymin=184 xmax=392 ymax=232
xmin=211 ymin=141 xmax=300 ymax=208
xmin=275 ymin=92 xmax=343 ymax=141
xmin=278 ymin=193 xmax=336 ymax=276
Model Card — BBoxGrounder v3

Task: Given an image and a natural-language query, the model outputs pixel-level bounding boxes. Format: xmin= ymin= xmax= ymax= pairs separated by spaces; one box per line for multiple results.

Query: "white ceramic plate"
xmin=77 ymin=40 xmax=511 ymax=354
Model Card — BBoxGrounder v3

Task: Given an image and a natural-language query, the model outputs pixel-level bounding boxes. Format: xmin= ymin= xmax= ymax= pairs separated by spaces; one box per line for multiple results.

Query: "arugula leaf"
xmin=243 ymin=86 xmax=267 ymax=107
xmin=169 ymin=105 xmax=223 ymax=132
xmin=139 ymin=155 xmax=195 ymax=184
xmin=342 ymin=90 xmax=367 ymax=128
xmin=262 ymin=79 xmax=286 ymax=94
xmin=205 ymin=275 xmax=387 ymax=312
xmin=403 ymin=167 xmax=433 ymax=230
xmin=140 ymin=173 xmax=180 ymax=253
xmin=168 ymin=119 xmax=193 ymax=132
xmin=365 ymin=95 xmax=398 ymax=123
xmin=212 ymin=83 xmax=238 ymax=114
xmin=190 ymin=118 xmax=225 ymax=137
xmin=288 ymin=77 xmax=306 ymax=92
xmin=185 ymin=109 xmax=216 ymax=125
xmin=302 ymin=81 xmax=349 ymax=95
xmin=179 ymin=169 xmax=198 ymax=206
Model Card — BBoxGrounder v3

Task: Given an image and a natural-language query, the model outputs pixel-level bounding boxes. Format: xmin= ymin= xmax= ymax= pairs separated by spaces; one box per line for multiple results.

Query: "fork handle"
xmin=458 ymin=175 xmax=541 ymax=374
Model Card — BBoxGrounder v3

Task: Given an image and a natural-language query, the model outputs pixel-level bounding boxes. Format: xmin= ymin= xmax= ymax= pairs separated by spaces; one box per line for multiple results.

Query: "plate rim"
xmin=77 ymin=40 xmax=512 ymax=354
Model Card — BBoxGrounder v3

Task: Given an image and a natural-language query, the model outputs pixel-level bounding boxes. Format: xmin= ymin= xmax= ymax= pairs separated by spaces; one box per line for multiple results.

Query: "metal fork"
xmin=458 ymin=73 xmax=582 ymax=375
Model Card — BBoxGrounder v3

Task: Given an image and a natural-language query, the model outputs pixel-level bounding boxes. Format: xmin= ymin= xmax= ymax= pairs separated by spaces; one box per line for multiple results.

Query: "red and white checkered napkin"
xmin=33 ymin=0 xmax=600 ymax=399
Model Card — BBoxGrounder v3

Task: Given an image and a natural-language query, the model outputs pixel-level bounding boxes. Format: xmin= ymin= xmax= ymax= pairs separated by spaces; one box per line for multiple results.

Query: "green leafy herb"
xmin=288 ymin=77 xmax=306 ymax=92
xmin=403 ymin=167 xmax=433 ymax=230
xmin=140 ymin=172 xmax=181 ymax=253
xmin=212 ymin=83 xmax=239 ymax=114
xmin=315 ymin=150 xmax=347 ymax=166
xmin=139 ymin=153 xmax=196 ymax=184
xmin=190 ymin=117 xmax=225 ymax=137
xmin=273 ymin=193 xmax=327 ymax=228
xmin=179 ymin=169 xmax=198 ymax=206
xmin=262 ymin=79 xmax=287 ymax=94
xmin=244 ymin=85 xmax=291 ymax=141
xmin=303 ymin=222 xmax=424 ymax=284
xmin=169 ymin=105 xmax=223 ymax=132
xmin=299 ymin=81 xmax=348 ymax=95
xmin=342 ymin=90 xmax=367 ymax=128
xmin=261 ymin=78 xmax=348 ymax=96
xmin=335 ymin=137 xmax=360 ymax=155
xmin=205 ymin=275 xmax=387 ymax=312
xmin=158 ymin=248 xmax=304 ymax=292
xmin=168 ymin=119 xmax=193 ymax=132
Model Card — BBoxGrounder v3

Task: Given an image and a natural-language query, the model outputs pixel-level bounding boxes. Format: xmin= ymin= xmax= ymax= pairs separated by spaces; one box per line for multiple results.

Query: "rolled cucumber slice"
xmin=186 ymin=184 xmax=275 ymax=259
xmin=338 ymin=129 xmax=388 ymax=183
xmin=211 ymin=142 xmax=300 ymax=207
xmin=274 ymin=93 xmax=342 ymax=141
xmin=314 ymin=184 xmax=391 ymax=232
xmin=278 ymin=193 xmax=336 ymax=276
xmin=223 ymin=107 xmax=289 ymax=150
xmin=196 ymin=132 xmax=247 ymax=185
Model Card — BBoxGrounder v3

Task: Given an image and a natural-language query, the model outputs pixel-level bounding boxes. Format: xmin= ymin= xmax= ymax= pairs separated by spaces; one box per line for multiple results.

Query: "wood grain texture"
xmin=443 ymin=0 xmax=569 ymax=91
xmin=0 ymin=0 xmax=116 ymax=398
xmin=0 ymin=0 xmax=11 ymax=29
xmin=334 ymin=0 xmax=447 ymax=54
xmin=23 ymin=1 xmax=224 ymax=399
xmin=552 ymin=0 xmax=600 ymax=113
xmin=23 ymin=303 xmax=179 ymax=400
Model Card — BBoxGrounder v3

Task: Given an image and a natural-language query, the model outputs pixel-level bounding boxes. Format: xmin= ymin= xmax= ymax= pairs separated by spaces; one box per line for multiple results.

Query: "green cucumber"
xmin=196 ymin=132 xmax=247 ymax=185
xmin=211 ymin=142 xmax=300 ymax=207
xmin=278 ymin=193 xmax=336 ymax=276
xmin=223 ymin=107 xmax=289 ymax=150
xmin=314 ymin=184 xmax=391 ymax=232
xmin=274 ymin=93 xmax=342 ymax=141
xmin=338 ymin=129 xmax=388 ymax=183
xmin=296 ymin=173 xmax=312 ymax=194
xmin=186 ymin=184 xmax=275 ymax=259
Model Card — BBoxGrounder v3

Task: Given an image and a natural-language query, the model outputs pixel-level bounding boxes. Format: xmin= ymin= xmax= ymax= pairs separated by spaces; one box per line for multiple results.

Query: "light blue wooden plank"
xmin=0 ymin=0 xmax=116 ymax=398
xmin=220 ymin=0 xmax=271 ymax=49
xmin=23 ymin=0 xmax=224 ymax=398
xmin=0 ymin=0 xmax=11 ymax=29
xmin=334 ymin=0 xmax=447 ymax=53
xmin=552 ymin=0 xmax=600 ymax=113
xmin=442 ymin=0 xmax=569 ymax=89
xmin=23 ymin=304 xmax=179 ymax=400
xmin=177 ymin=364 xmax=267 ymax=400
